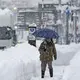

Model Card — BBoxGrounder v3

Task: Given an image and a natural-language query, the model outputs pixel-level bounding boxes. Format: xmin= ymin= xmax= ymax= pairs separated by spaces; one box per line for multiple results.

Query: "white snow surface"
xmin=62 ymin=44 xmax=80 ymax=80
xmin=0 ymin=41 xmax=80 ymax=80
xmin=0 ymin=41 xmax=39 ymax=80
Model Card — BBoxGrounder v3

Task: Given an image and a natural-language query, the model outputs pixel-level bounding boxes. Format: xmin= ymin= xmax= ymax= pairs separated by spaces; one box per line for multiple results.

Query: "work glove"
xmin=54 ymin=55 xmax=57 ymax=60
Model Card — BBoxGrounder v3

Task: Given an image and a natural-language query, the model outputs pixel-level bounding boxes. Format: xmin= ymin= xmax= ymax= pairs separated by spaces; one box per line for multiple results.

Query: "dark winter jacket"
xmin=39 ymin=40 xmax=57 ymax=61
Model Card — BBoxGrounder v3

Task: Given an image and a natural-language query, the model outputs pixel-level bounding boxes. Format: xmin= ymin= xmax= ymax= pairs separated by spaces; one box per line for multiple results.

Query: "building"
xmin=17 ymin=1 xmax=58 ymax=29
xmin=17 ymin=7 xmax=39 ymax=29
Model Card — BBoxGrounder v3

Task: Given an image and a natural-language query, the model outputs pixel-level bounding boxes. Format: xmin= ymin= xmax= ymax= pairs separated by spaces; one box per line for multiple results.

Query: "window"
xmin=0 ymin=27 xmax=12 ymax=40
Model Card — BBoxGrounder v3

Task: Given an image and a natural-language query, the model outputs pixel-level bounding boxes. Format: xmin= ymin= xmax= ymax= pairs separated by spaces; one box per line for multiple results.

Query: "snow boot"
xmin=41 ymin=70 xmax=45 ymax=78
xmin=49 ymin=69 xmax=53 ymax=77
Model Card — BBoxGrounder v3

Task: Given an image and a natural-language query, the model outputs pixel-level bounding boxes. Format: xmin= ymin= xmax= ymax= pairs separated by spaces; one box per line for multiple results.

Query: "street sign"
xmin=65 ymin=7 xmax=70 ymax=15
xmin=28 ymin=26 xmax=36 ymax=47
xmin=28 ymin=26 xmax=36 ymax=40
xmin=29 ymin=28 xmax=35 ymax=34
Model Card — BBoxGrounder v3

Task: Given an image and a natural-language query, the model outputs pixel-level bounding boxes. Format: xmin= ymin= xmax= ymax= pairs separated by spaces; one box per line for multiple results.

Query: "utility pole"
xmin=59 ymin=0 xmax=61 ymax=5
xmin=73 ymin=12 xmax=77 ymax=43
xmin=66 ymin=12 xmax=69 ymax=44
xmin=65 ymin=7 xmax=70 ymax=44
xmin=41 ymin=0 xmax=44 ymax=28
xmin=0 ymin=0 xmax=1 ymax=8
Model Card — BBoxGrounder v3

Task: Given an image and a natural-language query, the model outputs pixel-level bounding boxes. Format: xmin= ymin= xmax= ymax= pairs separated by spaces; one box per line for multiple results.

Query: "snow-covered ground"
xmin=62 ymin=45 xmax=80 ymax=80
xmin=0 ymin=40 xmax=80 ymax=80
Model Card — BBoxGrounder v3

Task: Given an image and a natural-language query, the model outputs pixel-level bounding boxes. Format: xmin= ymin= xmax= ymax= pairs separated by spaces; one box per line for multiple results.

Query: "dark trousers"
xmin=41 ymin=61 xmax=53 ymax=78
xmin=41 ymin=61 xmax=53 ymax=71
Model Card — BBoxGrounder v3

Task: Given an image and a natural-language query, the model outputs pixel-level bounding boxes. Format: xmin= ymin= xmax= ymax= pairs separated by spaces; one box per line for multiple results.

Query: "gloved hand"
xmin=54 ymin=55 xmax=57 ymax=60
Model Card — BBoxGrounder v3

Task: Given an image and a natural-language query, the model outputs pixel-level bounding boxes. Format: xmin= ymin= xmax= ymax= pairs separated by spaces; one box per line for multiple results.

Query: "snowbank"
xmin=0 ymin=41 xmax=80 ymax=80
xmin=0 ymin=42 xmax=39 ymax=80
xmin=0 ymin=41 xmax=39 ymax=62
xmin=53 ymin=43 xmax=80 ymax=65
xmin=62 ymin=44 xmax=80 ymax=80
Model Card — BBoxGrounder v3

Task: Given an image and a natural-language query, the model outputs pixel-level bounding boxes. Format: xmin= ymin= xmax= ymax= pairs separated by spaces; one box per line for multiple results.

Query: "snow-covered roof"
xmin=70 ymin=6 xmax=80 ymax=10
xmin=25 ymin=0 xmax=70 ymax=7
xmin=39 ymin=0 xmax=58 ymax=4
xmin=29 ymin=23 xmax=37 ymax=27
xmin=56 ymin=5 xmax=68 ymax=11
xmin=61 ymin=0 xmax=69 ymax=4
xmin=56 ymin=19 xmax=62 ymax=24
xmin=39 ymin=0 xmax=70 ymax=4
xmin=19 ymin=9 xmax=38 ymax=13
xmin=0 ymin=8 xmax=13 ymax=15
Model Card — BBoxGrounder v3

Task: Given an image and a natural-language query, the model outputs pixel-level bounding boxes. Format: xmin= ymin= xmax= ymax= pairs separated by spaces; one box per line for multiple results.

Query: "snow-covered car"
xmin=0 ymin=27 xmax=17 ymax=49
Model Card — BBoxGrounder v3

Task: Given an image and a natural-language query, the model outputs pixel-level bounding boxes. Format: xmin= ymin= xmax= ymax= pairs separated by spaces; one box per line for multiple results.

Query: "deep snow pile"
xmin=0 ymin=42 xmax=39 ymax=80
xmin=0 ymin=41 xmax=80 ymax=80
xmin=54 ymin=43 xmax=80 ymax=65
xmin=62 ymin=45 xmax=80 ymax=80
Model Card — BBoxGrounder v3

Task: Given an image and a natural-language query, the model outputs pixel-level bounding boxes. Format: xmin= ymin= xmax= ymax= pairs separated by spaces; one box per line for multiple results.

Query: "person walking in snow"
xmin=39 ymin=39 xmax=57 ymax=78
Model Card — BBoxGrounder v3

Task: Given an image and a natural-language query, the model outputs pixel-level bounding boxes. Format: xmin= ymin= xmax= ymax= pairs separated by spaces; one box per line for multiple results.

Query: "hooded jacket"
xmin=39 ymin=40 xmax=57 ymax=61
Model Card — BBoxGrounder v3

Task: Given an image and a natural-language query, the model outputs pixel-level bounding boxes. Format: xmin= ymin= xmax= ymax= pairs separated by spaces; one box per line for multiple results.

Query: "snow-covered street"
xmin=0 ymin=41 xmax=80 ymax=80
xmin=31 ymin=66 xmax=65 ymax=80
xmin=0 ymin=0 xmax=80 ymax=80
